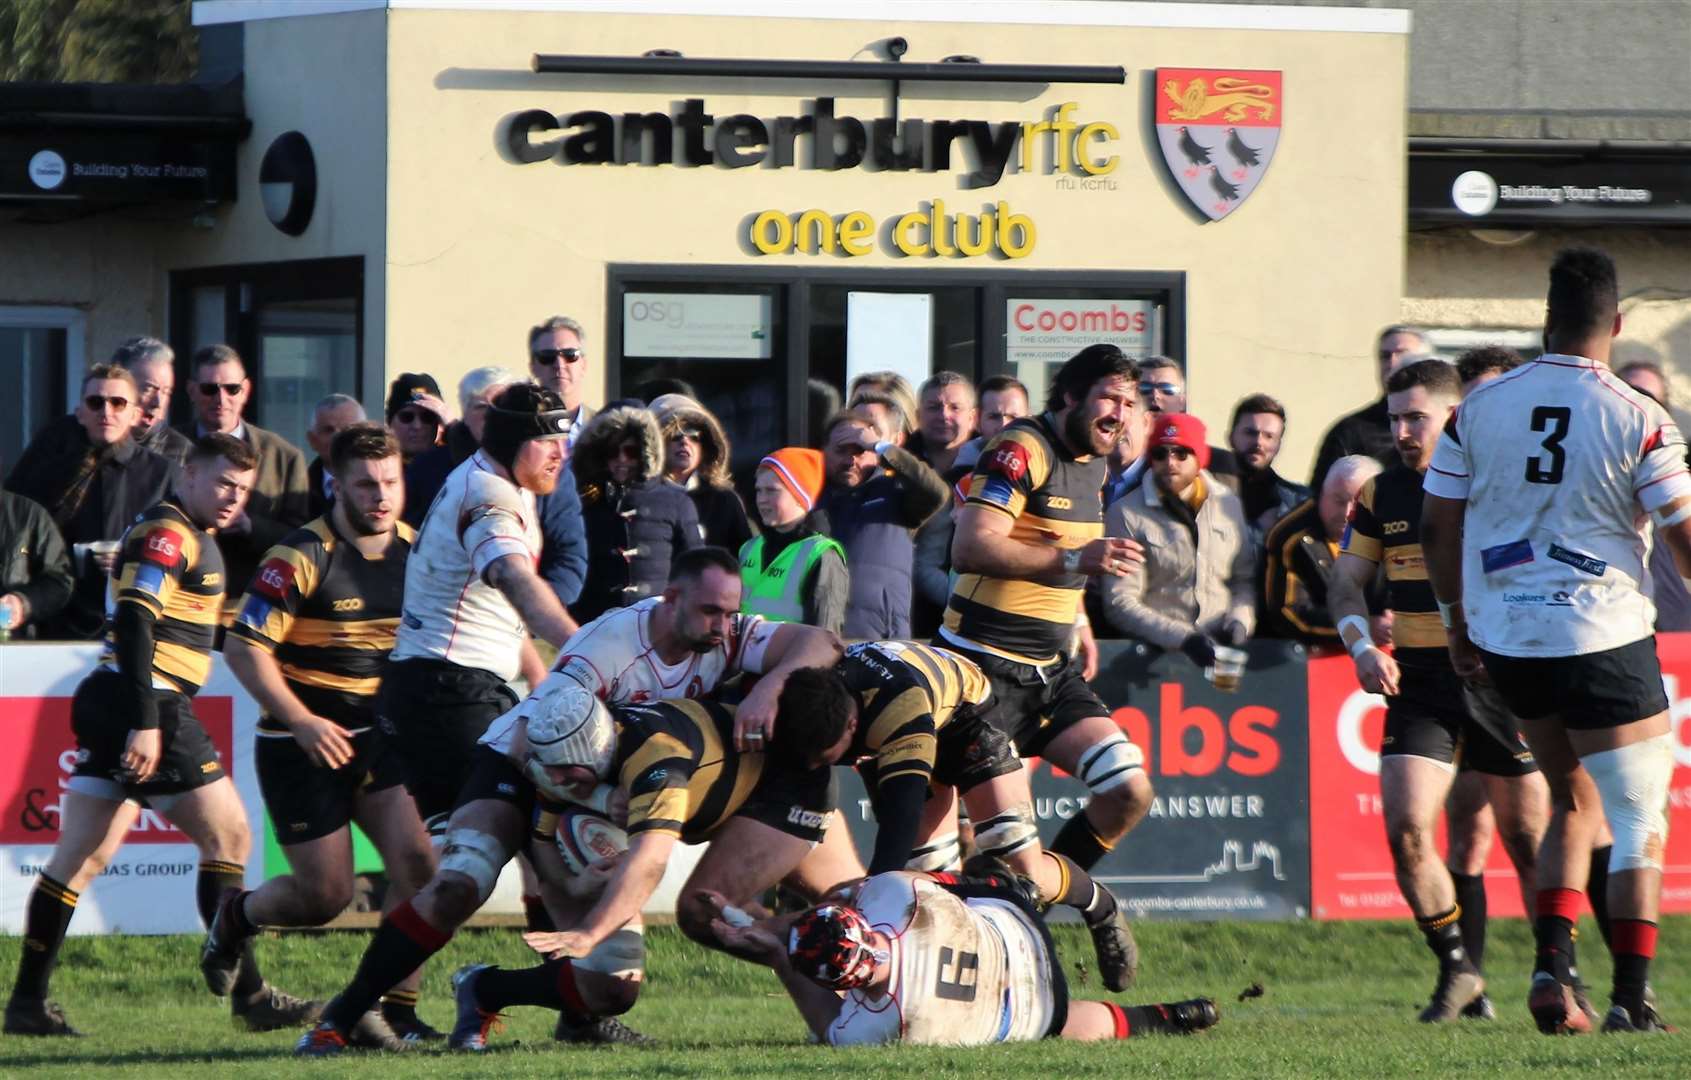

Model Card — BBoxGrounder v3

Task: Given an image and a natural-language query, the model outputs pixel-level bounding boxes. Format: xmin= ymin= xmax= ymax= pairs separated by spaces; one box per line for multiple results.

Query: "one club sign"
xmin=1154 ymin=69 xmax=1282 ymax=222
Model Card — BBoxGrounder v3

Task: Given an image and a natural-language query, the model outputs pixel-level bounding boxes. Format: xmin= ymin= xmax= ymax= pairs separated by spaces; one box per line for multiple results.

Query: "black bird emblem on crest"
xmin=1209 ymin=168 xmax=1240 ymax=201
xmin=1177 ymin=126 xmax=1212 ymax=166
xmin=1226 ymin=127 xmax=1261 ymax=167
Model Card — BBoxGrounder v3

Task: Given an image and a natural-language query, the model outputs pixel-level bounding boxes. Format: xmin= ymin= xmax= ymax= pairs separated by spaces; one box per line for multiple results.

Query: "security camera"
xmin=884 ymin=37 xmax=908 ymax=60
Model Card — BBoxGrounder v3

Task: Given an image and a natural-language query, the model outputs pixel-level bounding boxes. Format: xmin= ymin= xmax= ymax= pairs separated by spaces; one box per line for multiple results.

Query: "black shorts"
xmin=1479 ymin=637 xmax=1668 ymax=731
xmin=454 ymin=747 xmax=537 ymax=823
xmin=69 ymin=669 xmax=225 ymax=800
xmin=938 ymin=644 xmax=1113 ymax=758
xmin=377 ymin=658 xmax=519 ymax=829
xmin=854 ymin=703 xmax=1023 ymax=799
xmin=718 ymin=764 xmax=838 ymax=845
xmin=256 ymin=721 xmax=406 ymax=845
xmin=1381 ymin=667 xmax=1537 ymax=777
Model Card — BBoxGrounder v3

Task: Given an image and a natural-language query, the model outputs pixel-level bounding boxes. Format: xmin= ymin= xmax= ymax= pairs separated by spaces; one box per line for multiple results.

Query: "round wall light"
xmin=259 ymin=131 xmax=316 ymax=236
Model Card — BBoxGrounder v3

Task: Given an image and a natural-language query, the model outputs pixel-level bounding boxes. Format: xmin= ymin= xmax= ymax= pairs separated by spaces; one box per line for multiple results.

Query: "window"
xmin=0 ymin=306 xmax=85 ymax=469
xmin=1422 ymin=328 xmax=1542 ymax=364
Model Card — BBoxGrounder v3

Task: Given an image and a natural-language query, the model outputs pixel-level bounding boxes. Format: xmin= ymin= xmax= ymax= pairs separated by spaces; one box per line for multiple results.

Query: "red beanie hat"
xmin=1148 ymin=413 xmax=1210 ymax=469
xmin=759 ymin=448 xmax=825 ymax=511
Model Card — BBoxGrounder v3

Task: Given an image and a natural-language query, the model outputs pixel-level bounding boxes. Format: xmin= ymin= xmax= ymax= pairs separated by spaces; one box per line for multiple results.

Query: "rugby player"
xmin=204 ymin=424 xmax=435 ymax=1047
xmin=779 ymin=640 xmax=1137 ymax=989
xmin=379 ymin=382 xmax=580 ymax=840
xmin=494 ymin=545 xmax=845 ymax=1042
xmin=1423 ymin=247 xmax=1691 ymax=1034
xmin=706 ymin=870 xmax=1217 ymax=1046
xmin=1329 ymin=359 xmax=1547 ymax=1022
xmin=5 ymin=435 xmax=315 ymax=1037
xmin=940 ymin=344 xmax=1151 ymax=965
xmin=297 ymin=679 xmax=848 ymax=1054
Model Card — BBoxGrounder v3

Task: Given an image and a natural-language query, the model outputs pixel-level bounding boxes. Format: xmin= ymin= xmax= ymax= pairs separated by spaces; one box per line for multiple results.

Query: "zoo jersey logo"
xmin=1154 ymin=68 xmax=1282 ymax=222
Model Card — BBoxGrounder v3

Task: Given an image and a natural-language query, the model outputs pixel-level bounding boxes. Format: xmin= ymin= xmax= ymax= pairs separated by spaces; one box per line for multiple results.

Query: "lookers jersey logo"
xmin=1154 ymin=68 xmax=1282 ymax=222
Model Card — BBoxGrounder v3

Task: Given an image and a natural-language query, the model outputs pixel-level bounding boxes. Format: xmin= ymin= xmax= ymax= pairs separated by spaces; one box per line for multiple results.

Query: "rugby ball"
xmin=554 ymin=805 xmax=628 ymax=876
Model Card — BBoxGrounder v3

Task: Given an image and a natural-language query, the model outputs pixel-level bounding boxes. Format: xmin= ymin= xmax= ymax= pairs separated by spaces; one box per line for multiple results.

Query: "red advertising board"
xmin=1308 ymin=640 xmax=1691 ymax=919
xmin=1 ymin=694 xmax=234 ymax=845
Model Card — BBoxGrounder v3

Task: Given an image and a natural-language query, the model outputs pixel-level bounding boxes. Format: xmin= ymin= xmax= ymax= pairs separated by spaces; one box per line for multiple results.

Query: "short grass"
xmin=3 ymin=915 xmax=1691 ymax=1078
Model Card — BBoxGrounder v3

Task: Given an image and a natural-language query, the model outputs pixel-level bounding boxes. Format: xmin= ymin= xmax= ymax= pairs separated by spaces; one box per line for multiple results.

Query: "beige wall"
xmin=385 ymin=9 xmax=1408 ymax=475
xmin=0 ymin=218 xmax=167 ymax=364
xmin=1406 ymin=228 xmax=1691 ymax=425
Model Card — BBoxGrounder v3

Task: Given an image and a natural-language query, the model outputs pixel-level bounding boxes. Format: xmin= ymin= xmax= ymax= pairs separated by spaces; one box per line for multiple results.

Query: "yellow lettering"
xmin=997 ymin=202 xmax=1036 ymax=259
xmin=838 ymin=211 xmax=874 ymax=256
xmin=1053 ymin=103 xmax=1078 ymax=172
xmin=894 ymin=210 xmax=929 ymax=256
xmin=956 ymin=208 xmax=993 ymax=257
xmin=1020 ymin=119 xmax=1050 ymax=172
xmin=751 ymin=210 xmax=791 ymax=255
xmin=795 ymin=209 xmax=834 ymax=254
xmin=1076 ymin=122 xmax=1119 ymax=175
xmin=931 ymin=199 xmax=956 ymax=257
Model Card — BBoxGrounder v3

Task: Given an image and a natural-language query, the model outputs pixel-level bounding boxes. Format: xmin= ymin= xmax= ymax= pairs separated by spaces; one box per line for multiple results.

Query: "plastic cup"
xmin=1207 ymin=645 xmax=1248 ymax=693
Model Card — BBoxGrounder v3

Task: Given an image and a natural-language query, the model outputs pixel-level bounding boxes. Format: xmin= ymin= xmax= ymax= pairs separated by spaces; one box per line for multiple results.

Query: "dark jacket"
xmin=136 ymin=421 xmax=193 ymax=467
xmin=537 ymin=468 xmax=589 ymax=609
xmin=5 ymin=416 xmax=174 ymax=638
xmin=307 ymin=456 xmax=334 ymax=520
xmin=654 ymin=397 xmax=756 ymax=553
xmin=815 ymin=444 xmax=949 ymax=640
xmin=0 ymin=490 xmax=74 ymax=638
xmin=403 ymin=444 xmax=456 ymax=529
xmin=1258 ymin=497 xmax=1385 ymax=646
xmin=1310 ymin=398 xmax=1394 ymax=491
xmin=178 ymin=420 xmax=311 ymax=606
xmin=570 ymin=405 xmax=703 ymax=624
xmin=1238 ymin=465 xmax=1310 ymax=549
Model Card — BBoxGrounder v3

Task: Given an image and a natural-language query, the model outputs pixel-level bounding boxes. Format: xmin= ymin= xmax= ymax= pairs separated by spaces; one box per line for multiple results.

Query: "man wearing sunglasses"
xmin=180 ymin=345 xmax=311 ymax=622
xmin=384 ymin=372 xmax=456 ymax=529
xmin=1135 ymin=357 xmax=1238 ymax=486
xmin=4 ymin=362 xmax=173 ymax=639
xmin=1309 ymin=324 xmax=1429 ymax=493
xmin=528 ymin=316 xmax=593 ymax=447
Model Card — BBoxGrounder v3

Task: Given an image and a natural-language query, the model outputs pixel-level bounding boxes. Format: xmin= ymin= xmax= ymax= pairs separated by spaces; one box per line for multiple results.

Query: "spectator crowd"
xmin=8 ymin=319 xmax=1682 ymax=656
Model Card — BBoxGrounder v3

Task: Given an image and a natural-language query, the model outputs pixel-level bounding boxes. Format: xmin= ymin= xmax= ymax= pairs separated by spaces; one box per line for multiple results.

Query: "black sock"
xmin=475 ymin=959 xmax=586 ymax=1015
xmin=323 ymin=901 xmax=451 ymax=1032
xmin=1587 ymin=846 xmax=1613 ymax=950
xmin=198 ymin=861 xmax=265 ymax=999
xmin=1416 ymin=906 xmax=1474 ymax=972
xmin=1050 ymin=815 xmax=1114 ymax=871
xmin=1450 ymin=872 xmax=1488 ymax=972
xmin=522 ymin=894 xmax=556 ymax=933
xmin=1107 ymin=1001 xmax=1184 ymax=1037
xmin=1610 ymin=919 xmax=1656 ymax=1020
xmin=1534 ymin=887 xmax=1582 ymax=983
xmin=380 ymin=988 xmax=420 ymax=1027
xmin=10 ymin=874 xmax=79 ymax=1005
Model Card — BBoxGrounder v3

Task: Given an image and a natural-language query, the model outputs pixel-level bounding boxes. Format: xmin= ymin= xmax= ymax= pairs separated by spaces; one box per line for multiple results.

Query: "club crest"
xmin=1154 ymin=68 xmax=1282 ymax=221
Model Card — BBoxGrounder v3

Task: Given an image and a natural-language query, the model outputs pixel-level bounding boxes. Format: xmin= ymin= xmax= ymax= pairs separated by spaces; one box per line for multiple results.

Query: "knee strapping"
xmin=975 ymin=805 xmax=1040 ymax=861
xmin=573 ymin=927 xmax=646 ymax=978
xmin=1585 ymin=734 xmax=1674 ymax=873
xmin=1076 ymin=733 xmax=1144 ymax=795
xmin=437 ymin=827 xmax=509 ymax=904
xmin=907 ymin=831 xmax=961 ymax=872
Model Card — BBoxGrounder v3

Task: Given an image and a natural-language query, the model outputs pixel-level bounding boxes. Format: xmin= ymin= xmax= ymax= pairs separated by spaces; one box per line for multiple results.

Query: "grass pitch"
xmin=3 ymin=915 xmax=1690 ymax=1078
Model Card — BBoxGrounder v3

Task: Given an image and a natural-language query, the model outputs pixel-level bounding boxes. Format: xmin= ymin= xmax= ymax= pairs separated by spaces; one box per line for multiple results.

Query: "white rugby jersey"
xmin=827 ymin=872 xmax=1055 ymax=1047
xmin=1424 ymin=354 xmax=1691 ymax=657
xmin=479 ymin=597 xmax=779 ymax=753
xmin=389 ymin=451 xmax=542 ymax=680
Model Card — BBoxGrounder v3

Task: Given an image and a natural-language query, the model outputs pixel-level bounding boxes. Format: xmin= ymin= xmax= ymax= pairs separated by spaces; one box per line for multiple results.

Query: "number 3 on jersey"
xmin=1526 ymin=405 xmax=1572 ymax=484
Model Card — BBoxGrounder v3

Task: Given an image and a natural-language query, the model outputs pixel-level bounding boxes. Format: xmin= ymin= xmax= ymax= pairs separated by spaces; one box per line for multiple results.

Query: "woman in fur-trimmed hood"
xmin=650 ymin=394 xmax=755 ymax=554
xmin=570 ymin=402 xmax=702 ymax=624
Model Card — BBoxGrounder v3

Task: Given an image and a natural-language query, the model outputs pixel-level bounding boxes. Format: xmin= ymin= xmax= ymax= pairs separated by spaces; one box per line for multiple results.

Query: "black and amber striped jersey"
xmin=228 ymin=516 xmax=415 ymax=732
xmin=610 ymin=698 xmax=832 ymax=844
xmin=1340 ymin=465 xmax=1446 ymax=668
xmin=100 ymin=502 xmax=224 ymax=695
xmin=839 ymin=641 xmax=991 ymax=790
xmin=943 ymin=413 xmax=1105 ymax=664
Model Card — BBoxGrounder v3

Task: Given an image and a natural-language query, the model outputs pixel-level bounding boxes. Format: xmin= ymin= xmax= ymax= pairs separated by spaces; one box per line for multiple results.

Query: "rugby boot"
xmin=3 ymin=998 xmax=84 ymax=1037
xmin=389 ymin=1012 xmax=447 ymax=1043
xmin=295 ymin=1010 xmax=409 ymax=1055
xmin=200 ymin=890 xmax=254 ymax=996
xmin=449 ymin=964 xmax=503 ymax=1052
xmin=1569 ymin=973 xmax=1602 ymax=1028
xmin=1528 ymin=971 xmax=1593 ymax=1034
xmin=1460 ymin=993 xmax=1497 ymax=1020
xmin=1641 ymin=984 xmax=1673 ymax=1031
xmin=1602 ymin=1004 xmax=1675 ymax=1033
xmin=1418 ymin=965 xmax=1484 ymax=1023
xmin=1089 ymin=903 xmax=1139 ymax=992
xmin=554 ymin=1012 xmax=655 ymax=1045
xmin=234 ymin=983 xmax=323 ymax=1032
xmin=295 ymin=1021 xmax=349 ymax=1057
xmin=1163 ymin=997 xmax=1221 ymax=1034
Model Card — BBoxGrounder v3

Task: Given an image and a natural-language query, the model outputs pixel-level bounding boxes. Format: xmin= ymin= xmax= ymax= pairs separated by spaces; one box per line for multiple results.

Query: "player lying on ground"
xmin=709 ymin=869 xmax=1215 ymax=1046
xmin=781 ymin=642 xmax=1138 ymax=989
xmin=297 ymin=679 xmax=852 ymax=1055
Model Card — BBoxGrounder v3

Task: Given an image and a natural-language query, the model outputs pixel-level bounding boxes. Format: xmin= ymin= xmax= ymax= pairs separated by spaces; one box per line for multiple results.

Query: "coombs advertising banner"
xmin=1307 ymin=639 xmax=1691 ymax=919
